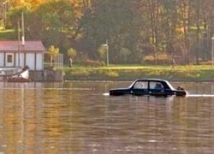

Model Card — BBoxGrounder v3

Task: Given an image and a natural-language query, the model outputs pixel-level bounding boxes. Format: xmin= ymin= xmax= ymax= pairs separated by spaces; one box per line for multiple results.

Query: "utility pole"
xmin=106 ymin=39 xmax=109 ymax=66
xmin=18 ymin=20 xmax=20 ymax=67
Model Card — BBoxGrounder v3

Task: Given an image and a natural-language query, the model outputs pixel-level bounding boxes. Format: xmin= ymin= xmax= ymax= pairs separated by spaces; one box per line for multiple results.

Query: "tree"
xmin=81 ymin=0 xmax=142 ymax=63
xmin=48 ymin=45 xmax=59 ymax=66
xmin=4 ymin=0 xmax=214 ymax=65
xmin=67 ymin=48 xmax=77 ymax=59
xmin=8 ymin=0 xmax=79 ymax=52
xmin=120 ymin=48 xmax=131 ymax=63
xmin=97 ymin=44 xmax=107 ymax=63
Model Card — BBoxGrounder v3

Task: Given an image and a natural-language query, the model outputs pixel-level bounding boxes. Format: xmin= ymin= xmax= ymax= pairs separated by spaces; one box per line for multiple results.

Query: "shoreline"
xmin=64 ymin=65 xmax=214 ymax=82
xmin=64 ymin=77 xmax=214 ymax=82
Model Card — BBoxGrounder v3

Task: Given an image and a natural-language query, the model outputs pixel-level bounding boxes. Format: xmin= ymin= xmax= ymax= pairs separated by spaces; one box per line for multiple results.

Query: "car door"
xmin=149 ymin=81 xmax=166 ymax=96
xmin=131 ymin=80 xmax=149 ymax=96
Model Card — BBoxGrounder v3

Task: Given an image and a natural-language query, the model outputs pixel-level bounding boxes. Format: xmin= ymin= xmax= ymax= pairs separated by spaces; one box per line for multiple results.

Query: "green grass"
xmin=66 ymin=64 xmax=214 ymax=69
xmin=63 ymin=64 xmax=214 ymax=81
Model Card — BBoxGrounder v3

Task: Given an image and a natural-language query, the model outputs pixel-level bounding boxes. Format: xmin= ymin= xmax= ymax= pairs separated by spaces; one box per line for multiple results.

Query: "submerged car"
xmin=109 ymin=78 xmax=187 ymax=97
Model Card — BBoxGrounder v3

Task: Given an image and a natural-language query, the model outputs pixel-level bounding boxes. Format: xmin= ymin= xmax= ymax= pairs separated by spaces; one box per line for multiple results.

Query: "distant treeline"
xmin=2 ymin=0 xmax=214 ymax=65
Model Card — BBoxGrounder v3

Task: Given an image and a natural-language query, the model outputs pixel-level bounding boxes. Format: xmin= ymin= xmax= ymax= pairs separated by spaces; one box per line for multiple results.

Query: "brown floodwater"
xmin=0 ymin=81 xmax=214 ymax=154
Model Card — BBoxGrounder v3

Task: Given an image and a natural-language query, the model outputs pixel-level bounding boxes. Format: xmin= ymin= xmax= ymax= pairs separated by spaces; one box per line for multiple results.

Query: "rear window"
xmin=150 ymin=82 xmax=164 ymax=89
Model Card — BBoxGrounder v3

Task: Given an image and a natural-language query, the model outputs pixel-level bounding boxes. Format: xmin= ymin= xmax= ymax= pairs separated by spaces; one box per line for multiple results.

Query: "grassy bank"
xmin=63 ymin=65 xmax=214 ymax=81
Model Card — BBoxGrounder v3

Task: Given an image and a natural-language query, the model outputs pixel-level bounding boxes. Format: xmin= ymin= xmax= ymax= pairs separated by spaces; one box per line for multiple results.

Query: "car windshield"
xmin=129 ymin=81 xmax=137 ymax=88
xmin=165 ymin=81 xmax=175 ymax=90
xmin=128 ymin=80 xmax=136 ymax=88
xmin=133 ymin=81 xmax=147 ymax=89
xmin=129 ymin=80 xmax=147 ymax=89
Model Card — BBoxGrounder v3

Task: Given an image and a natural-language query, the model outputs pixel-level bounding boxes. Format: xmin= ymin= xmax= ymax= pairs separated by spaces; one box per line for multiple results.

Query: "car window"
xmin=150 ymin=82 xmax=163 ymax=89
xmin=133 ymin=81 xmax=148 ymax=89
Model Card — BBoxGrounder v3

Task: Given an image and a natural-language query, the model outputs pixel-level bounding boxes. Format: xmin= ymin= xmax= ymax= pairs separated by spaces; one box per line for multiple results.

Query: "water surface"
xmin=0 ymin=81 xmax=214 ymax=154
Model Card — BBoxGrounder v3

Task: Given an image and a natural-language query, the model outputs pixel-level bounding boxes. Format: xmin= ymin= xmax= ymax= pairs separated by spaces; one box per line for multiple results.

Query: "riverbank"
xmin=63 ymin=65 xmax=214 ymax=82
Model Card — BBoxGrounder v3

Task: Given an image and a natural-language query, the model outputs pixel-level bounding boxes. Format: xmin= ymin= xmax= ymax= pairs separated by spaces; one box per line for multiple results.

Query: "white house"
xmin=0 ymin=40 xmax=46 ymax=70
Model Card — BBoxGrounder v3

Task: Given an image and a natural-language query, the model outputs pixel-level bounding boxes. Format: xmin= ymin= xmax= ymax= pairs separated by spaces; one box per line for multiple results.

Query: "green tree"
xmin=97 ymin=44 xmax=107 ymax=63
xmin=4 ymin=0 xmax=214 ymax=65
xmin=120 ymin=48 xmax=131 ymax=63
xmin=67 ymin=48 xmax=77 ymax=59
xmin=8 ymin=0 xmax=79 ymax=53
xmin=48 ymin=45 xmax=59 ymax=55
xmin=30 ymin=0 xmax=75 ymax=47
xmin=48 ymin=45 xmax=59 ymax=66
xmin=81 ymin=0 xmax=142 ymax=63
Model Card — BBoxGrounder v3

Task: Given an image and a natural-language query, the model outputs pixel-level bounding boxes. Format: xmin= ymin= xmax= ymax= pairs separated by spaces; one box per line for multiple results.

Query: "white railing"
xmin=44 ymin=53 xmax=64 ymax=69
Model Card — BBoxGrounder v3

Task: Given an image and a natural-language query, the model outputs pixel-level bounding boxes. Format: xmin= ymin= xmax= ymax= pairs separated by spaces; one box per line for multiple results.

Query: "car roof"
xmin=136 ymin=78 xmax=168 ymax=82
xmin=134 ymin=78 xmax=175 ymax=90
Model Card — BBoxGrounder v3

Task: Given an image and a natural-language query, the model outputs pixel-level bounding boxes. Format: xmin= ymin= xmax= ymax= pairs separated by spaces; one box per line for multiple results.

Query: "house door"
xmin=6 ymin=53 xmax=14 ymax=67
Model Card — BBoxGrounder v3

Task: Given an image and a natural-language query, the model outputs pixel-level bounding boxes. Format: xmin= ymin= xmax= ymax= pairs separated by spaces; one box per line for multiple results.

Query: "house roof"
xmin=0 ymin=41 xmax=46 ymax=53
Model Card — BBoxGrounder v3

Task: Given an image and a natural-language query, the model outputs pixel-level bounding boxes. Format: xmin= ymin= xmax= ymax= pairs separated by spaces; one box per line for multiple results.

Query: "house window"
xmin=7 ymin=55 xmax=12 ymax=63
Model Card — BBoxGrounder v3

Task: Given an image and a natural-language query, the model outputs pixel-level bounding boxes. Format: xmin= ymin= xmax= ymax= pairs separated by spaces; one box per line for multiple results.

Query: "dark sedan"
xmin=109 ymin=78 xmax=187 ymax=97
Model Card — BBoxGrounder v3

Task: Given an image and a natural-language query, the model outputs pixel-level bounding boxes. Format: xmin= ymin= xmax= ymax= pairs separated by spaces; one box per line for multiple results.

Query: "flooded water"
xmin=0 ymin=81 xmax=214 ymax=154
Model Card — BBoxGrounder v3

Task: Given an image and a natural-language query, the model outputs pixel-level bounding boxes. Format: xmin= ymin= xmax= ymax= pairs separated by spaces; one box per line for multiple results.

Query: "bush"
xmin=83 ymin=60 xmax=105 ymax=67
xmin=71 ymin=69 xmax=90 ymax=77
xmin=143 ymin=53 xmax=170 ymax=65
xmin=105 ymin=70 xmax=119 ymax=78
xmin=143 ymin=55 xmax=154 ymax=64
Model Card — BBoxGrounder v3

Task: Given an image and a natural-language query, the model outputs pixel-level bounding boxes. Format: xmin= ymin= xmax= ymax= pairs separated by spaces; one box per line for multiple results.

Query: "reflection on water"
xmin=0 ymin=81 xmax=214 ymax=153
